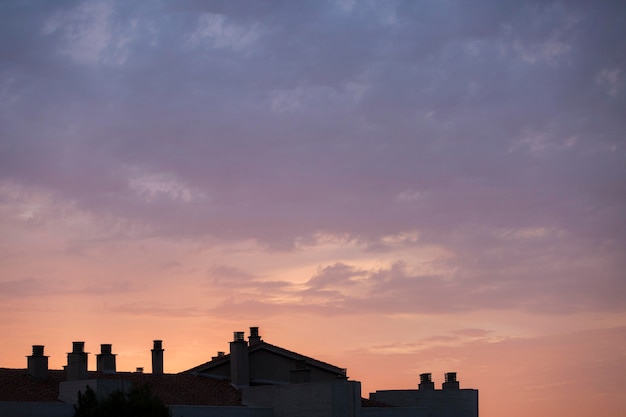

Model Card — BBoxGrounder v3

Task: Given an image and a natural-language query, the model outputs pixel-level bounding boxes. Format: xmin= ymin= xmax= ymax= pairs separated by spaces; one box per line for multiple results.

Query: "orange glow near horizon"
xmin=2 ymin=295 xmax=625 ymax=417
xmin=1 ymin=225 xmax=626 ymax=417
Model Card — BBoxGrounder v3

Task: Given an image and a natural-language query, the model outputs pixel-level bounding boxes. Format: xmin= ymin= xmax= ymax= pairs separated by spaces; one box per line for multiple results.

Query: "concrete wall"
xmin=0 ymin=401 xmax=74 ymax=417
xmin=243 ymin=380 xmax=361 ymax=417
xmin=169 ymin=405 xmax=273 ymax=417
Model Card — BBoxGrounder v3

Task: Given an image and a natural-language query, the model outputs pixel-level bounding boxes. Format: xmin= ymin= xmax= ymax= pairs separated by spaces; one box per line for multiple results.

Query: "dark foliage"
xmin=74 ymin=384 xmax=171 ymax=417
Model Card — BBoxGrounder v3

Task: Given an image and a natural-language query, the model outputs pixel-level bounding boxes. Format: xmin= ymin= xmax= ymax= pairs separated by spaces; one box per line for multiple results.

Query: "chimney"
xmin=418 ymin=373 xmax=434 ymax=390
xmin=443 ymin=372 xmax=460 ymax=390
xmin=27 ymin=345 xmax=48 ymax=379
xmin=248 ymin=326 xmax=262 ymax=345
xmin=96 ymin=344 xmax=117 ymax=373
xmin=151 ymin=340 xmax=164 ymax=375
xmin=67 ymin=341 xmax=88 ymax=381
xmin=230 ymin=331 xmax=249 ymax=386
xmin=212 ymin=351 xmax=226 ymax=360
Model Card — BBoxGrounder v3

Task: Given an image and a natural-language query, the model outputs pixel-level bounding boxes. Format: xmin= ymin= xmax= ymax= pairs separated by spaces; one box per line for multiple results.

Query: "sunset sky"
xmin=1 ymin=1 xmax=625 ymax=416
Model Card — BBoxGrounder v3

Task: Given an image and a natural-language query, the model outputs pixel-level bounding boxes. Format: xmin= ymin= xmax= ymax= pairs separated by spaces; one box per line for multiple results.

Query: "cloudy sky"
xmin=1 ymin=1 xmax=625 ymax=415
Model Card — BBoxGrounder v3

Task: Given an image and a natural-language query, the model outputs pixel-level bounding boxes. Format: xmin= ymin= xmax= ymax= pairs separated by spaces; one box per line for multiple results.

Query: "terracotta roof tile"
xmin=122 ymin=372 xmax=241 ymax=406
xmin=0 ymin=368 xmax=242 ymax=406
xmin=0 ymin=368 xmax=65 ymax=402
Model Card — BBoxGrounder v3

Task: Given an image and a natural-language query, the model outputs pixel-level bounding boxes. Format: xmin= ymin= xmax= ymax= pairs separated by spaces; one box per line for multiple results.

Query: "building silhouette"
xmin=0 ymin=327 xmax=478 ymax=417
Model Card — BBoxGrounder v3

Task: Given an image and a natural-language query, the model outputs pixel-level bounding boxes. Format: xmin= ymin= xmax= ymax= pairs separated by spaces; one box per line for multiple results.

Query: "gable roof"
xmin=0 ymin=368 xmax=242 ymax=406
xmin=185 ymin=341 xmax=346 ymax=377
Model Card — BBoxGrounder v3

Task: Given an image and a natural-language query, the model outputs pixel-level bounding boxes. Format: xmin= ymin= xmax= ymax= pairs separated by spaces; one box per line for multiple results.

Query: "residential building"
xmin=0 ymin=327 xmax=478 ymax=417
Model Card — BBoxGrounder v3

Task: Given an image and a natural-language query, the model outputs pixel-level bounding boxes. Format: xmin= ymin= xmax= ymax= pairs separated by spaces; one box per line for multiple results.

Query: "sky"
xmin=1 ymin=0 xmax=625 ymax=416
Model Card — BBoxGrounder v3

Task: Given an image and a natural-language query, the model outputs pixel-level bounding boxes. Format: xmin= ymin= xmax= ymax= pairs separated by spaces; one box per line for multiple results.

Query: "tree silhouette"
xmin=74 ymin=384 xmax=171 ymax=417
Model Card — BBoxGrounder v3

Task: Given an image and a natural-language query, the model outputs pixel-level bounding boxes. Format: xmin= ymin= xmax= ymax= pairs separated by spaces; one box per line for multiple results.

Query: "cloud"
xmin=0 ymin=0 xmax=624 ymax=320
xmin=202 ymin=251 xmax=626 ymax=317
xmin=113 ymin=302 xmax=207 ymax=318
xmin=0 ymin=277 xmax=132 ymax=298
xmin=305 ymin=263 xmax=368 ymax=289
xmin=0 ymin=277 xmax=62 ymax=298
xmin=449 ymin=328 xmax=493 ymax=338
xmin=362 ymin=328 xmax=496 ymax=355
xmin=207 ymin=264 xmax=260 ymax=288
xmin=187 ymin=13 xmax=262 ymax=51
xmin=42 ymin=0 xmax=117 ymax=66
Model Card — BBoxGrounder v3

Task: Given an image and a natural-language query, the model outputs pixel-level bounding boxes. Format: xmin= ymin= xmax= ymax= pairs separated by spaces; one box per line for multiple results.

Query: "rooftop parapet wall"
xmin=58 ymin=379 xmax=132 ymax=404
xmin=370 ymin=389 xmax=478 ymax=417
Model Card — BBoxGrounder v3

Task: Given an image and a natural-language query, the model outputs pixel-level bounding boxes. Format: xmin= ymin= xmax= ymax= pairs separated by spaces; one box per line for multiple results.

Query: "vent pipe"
xmin=152 ymin=340 xmax=164 ymax=375
xmin=27 ymin=345 xmax=48 ymax=380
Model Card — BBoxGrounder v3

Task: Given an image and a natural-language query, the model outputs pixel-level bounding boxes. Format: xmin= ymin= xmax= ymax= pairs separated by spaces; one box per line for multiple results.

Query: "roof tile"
xmin=0 ymin=368 xmax=242 ymax=406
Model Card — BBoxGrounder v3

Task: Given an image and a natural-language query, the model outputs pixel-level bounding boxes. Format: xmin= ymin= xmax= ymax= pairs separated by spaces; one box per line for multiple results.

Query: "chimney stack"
xmin=96 ymin=344 xmax=117 ymax=373
xmin=249 ymin=326 xmax=262 ymax=345
xmin=67 ymin=341 xmax=88 ymax=381
xmin=230 ymin=331 xmax=249 ymax=386
xmin=418 ymin=373 xmax=434 ymax=390
xmin=27 ymin=345 xmax=48 ymax=380
xmin=152 ymin=340 xmax=164 ymax=375
xmin=443 ymin=372 xmax=460 ymax=390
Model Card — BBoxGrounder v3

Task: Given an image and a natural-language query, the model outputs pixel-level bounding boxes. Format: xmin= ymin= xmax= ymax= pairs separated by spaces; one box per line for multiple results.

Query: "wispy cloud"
xmin=0 ymin=277 xmax=133 ymax=298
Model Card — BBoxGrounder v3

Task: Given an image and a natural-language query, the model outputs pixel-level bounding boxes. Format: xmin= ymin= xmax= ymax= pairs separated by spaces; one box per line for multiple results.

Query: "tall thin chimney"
xmin=96 ymin=344 xmax=117 ymax=373
xmin=230 ymin=331 xmax=249 ymax=386
xmin=27 ymin=345 xmax=48 ymax=380
xmin=152 ymin=340 xmax=164 ymax=375
xmin=248 ymin=326 xmax=262 ymax=345
xmin=67 ymin=341 xmax=88 ymax=381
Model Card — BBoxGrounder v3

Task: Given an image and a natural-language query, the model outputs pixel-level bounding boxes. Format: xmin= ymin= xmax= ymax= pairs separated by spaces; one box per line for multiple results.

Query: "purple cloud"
xmin=1 ymin=0 xmax=624 ymax=315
